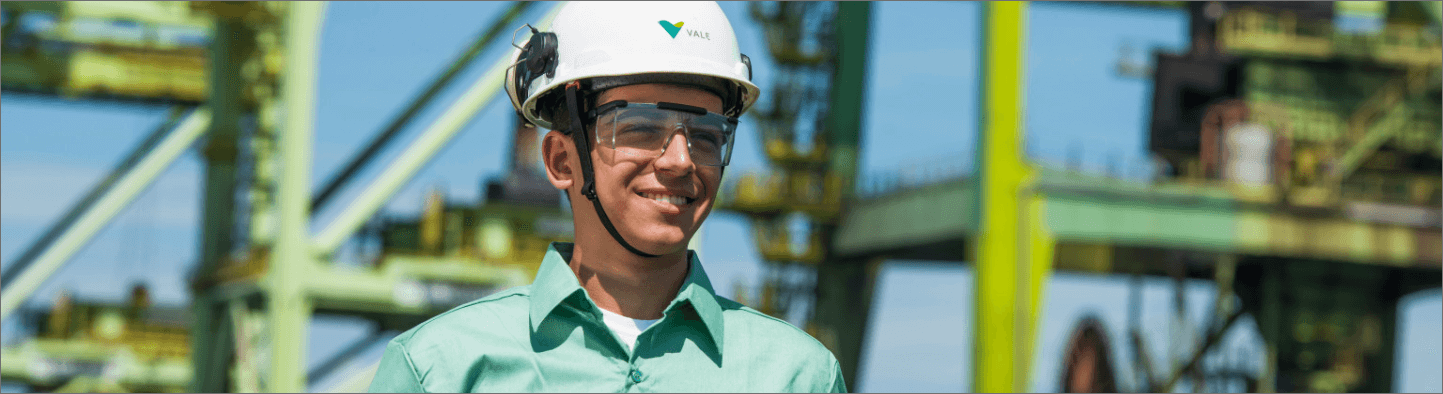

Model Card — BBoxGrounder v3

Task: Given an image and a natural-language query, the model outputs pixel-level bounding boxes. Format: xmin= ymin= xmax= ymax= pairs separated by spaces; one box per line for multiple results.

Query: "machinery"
xmin=725 ymin=1 xmax=1441 ymax=392
xmin=1 ymin=1 xmax=565 ymax=391
xmin=1 ymin=286 xmax=191 ymax=392
xmin=1145 ymin=2 xmax=1441 ymax=392
xmin=1 ymin=1 xmax=210 ymax=104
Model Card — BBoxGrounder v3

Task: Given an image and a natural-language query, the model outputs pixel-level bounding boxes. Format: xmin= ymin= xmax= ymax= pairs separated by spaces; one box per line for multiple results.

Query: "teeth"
xmin=641 ymin=192 xmax=689 ymax=205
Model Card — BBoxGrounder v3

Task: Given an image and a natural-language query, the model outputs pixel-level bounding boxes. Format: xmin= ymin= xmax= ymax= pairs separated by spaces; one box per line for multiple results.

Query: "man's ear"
xmin=541 ymin=130 xmax=576 ymax=192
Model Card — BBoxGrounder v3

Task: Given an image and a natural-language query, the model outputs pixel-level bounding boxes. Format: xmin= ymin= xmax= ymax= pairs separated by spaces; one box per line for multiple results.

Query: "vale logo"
xmin=658 ymin=20 xmax=684 ymax=38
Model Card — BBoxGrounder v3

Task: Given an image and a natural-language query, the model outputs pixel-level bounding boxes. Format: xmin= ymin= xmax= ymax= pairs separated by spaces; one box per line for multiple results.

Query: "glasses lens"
xmin=687 ymin=116 xmax=731 ymax=166
xmin=597 ymin=104 xmax=735 ymax=166
xmin=609 ymin=110 xmax=671 ymax=156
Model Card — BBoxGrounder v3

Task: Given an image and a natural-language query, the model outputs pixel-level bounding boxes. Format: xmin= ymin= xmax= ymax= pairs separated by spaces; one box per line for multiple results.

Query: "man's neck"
xmin=567 ymin=236 xmax=690 ymax=320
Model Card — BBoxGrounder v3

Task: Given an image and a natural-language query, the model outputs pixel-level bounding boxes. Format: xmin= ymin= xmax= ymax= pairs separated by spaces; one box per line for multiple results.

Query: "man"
xmin=368 ymin=2 xmax=845 ymax=392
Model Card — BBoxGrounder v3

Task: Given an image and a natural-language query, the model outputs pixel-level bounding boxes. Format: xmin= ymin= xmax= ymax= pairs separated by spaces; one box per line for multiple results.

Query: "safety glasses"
xmin=588 ymin=100 xmax=739 ymax=167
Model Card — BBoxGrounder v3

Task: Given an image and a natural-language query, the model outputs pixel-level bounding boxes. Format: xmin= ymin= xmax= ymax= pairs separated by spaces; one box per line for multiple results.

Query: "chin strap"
xmin=564 ymin=82 xmax=662 ymax=258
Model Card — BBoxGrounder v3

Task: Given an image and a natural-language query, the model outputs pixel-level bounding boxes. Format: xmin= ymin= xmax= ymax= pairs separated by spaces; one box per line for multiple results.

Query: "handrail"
xmin=1348 ymin=74 xmax=1407 ymax=141
xmin=1219 ymin=8 xmax=1442 ymax=67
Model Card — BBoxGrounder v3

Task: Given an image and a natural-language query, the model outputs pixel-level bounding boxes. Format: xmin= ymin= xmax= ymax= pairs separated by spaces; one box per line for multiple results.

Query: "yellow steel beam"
xmin=972 ymin=2 xmax=1053 ymax=392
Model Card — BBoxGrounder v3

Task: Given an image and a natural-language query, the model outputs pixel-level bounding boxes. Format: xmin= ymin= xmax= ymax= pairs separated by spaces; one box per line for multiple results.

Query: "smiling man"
xmin=367 ymin=2 xmax=844 ymax=392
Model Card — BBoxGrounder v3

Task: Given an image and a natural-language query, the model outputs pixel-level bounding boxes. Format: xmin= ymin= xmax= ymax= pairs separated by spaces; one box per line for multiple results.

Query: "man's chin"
xmin=630 ymin=229 xmax=692 ymax=255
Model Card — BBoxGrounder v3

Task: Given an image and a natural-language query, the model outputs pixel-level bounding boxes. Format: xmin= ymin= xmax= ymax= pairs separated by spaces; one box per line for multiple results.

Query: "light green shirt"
xmin=368 ymin=242 xmax=845 ymax=393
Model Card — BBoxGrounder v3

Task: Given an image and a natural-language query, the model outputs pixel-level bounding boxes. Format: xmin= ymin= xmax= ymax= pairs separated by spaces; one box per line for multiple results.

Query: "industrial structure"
xmin=2 ymin=2 xmax=563 ymax=391
xmin=1 ymin=1 xmax=1439 ymax=393
xmin=724 ymin=1 xmax=1441 ymax=392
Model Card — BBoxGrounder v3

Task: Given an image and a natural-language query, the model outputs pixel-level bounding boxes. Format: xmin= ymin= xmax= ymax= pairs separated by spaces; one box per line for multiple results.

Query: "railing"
xmin=1218 ymin=8 xmax=1443 ymax=67
xmin=850 ymin=149 xmax=1173 ymax=201
xmin=855 ymin=156 xmax=972 ymax=199
xmin=839 ymin=140 xmax=1437 ymax=209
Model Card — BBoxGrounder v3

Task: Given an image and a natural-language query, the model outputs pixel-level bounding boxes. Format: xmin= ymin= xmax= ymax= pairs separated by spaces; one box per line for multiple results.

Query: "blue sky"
xmin=2 ymin=2 xmax=1438 ymax=393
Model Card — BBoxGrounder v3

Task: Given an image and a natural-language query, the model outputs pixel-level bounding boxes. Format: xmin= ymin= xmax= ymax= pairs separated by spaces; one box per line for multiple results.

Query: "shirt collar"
xmin=528 ymin=242 xmax=726 ymax=350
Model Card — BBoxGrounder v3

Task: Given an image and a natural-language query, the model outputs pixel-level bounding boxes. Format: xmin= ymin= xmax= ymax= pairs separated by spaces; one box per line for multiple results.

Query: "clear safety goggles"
xmin=588 ymin=100 xmax=739 ymax=167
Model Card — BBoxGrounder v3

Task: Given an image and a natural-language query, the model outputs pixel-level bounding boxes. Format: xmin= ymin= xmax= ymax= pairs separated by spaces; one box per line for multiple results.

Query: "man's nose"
xmin=653 ymin=128 xmax=694 ymax=174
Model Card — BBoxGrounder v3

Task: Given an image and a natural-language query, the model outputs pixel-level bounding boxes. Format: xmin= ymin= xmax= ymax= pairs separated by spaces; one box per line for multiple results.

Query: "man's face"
xmin=575 ymin=83 xmax=725 ymax=254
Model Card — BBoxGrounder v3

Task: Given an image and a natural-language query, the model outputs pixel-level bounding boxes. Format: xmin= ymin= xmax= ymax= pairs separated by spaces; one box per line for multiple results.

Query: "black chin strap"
xmin=564 ymin=83 xmax=662 ymax=258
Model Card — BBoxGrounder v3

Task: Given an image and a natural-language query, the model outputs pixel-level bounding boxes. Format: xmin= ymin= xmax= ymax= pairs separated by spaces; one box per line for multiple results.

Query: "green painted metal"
xmin=266 ymin=2 xmax=327 ymax=392
xmin=4 ymin=1 xmax=212 ymax=30
xmin=0 ymin=2 xmax=212 ymax=104
xmin=809 ymin=256 xmax=881 ymax=392
xmin=824 ymin=1 xmax=870 ymax=199
xmin=833 ymin=178 xmax=976 ymax=257
xmin=1332 ymin=102 xmax=1415 ymax=182
xmin=187 ymin=292 xmax=232 ymax=393
xmin=0 ymin=109 xmax=211 ymax=321
xmin=305 ymin=257 xmax=529 ymax=315
xmin=837 ymin=171 xmax=1238 ymax=259
xmin=313 ymin=2 xmax=566 ymax=256
xmin=838 ymin=172 xmax=1229 ymax=257
xmin=835 ymin=166 xmax=1443 ymax=272
xmin=197 ymin=14 xmax=247 ymax=285
xmin=833 ymin=172 xmax=1239 ymax=261
xmin=1237 ymin=259 xmax=1411 ymax=392
xmin=1038 ymin=169 xmax=1237 ymax=251
xmin=190 ymin=11 xmax=251 ymax=392
xmin=0 ymin=339 xmax=193 ymax=391
xmin=1430 ymin=1 xmax=1443 ymax=25
xmin=811 ymin=3 xmax=874 ymax=388
xmin=1044 ymin=197 xmax=1235 ymax=251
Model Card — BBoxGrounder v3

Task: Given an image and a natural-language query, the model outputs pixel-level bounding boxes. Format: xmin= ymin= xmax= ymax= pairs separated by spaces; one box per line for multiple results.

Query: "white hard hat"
xmin=505 ymin=1 xmax=760 ymax=130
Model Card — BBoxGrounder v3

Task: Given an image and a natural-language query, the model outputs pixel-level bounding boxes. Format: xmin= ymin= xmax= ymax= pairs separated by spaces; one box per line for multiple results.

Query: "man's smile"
xmin=637 ymin=191 xmax=696 ymax=206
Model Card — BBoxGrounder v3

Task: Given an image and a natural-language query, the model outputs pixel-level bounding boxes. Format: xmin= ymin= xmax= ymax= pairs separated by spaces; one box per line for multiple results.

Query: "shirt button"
xmin=629 ymin=370 xmax=643 ymax=383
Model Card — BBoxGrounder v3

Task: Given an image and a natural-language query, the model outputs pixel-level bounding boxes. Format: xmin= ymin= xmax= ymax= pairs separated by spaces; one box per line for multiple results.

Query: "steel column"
xmin=810 ymin=2 xmax=873 ymax=390
xmin=825 ymin=1 xmax=871 ymax=199
xmin=810 ymin=257 xmax=881 ymax=390
xmin=190 ymin=292 xmax=235 ymax=392
xmin=1259 ymin=262 xmax=1282 ymax=393
xmin=267 ymin=2 xmax=327 ymax=392
xmin=190 ymin=11 xmax=252 ymax=392
xmin=971 ymin=2 xmax=1049 ymax=392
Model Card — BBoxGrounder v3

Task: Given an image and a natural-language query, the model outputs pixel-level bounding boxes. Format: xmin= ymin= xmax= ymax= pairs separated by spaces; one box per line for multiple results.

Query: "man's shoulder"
xmin=389 ymin=285 xmax=534 ymax=353
xmin=713 ymin=295 xmax=837 ymax=363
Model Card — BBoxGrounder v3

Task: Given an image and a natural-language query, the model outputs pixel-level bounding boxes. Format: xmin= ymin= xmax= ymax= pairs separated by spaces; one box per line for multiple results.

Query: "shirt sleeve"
xmin=369 ymin=339 xmax=427 ymax=393
xmin=825 ymin=358 xmax=848 ymax=393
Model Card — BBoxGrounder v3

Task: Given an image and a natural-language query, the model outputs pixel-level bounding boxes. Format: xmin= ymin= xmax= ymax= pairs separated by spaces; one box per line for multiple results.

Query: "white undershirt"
xmin=599 ymin=307 xmax=660 ymax=350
